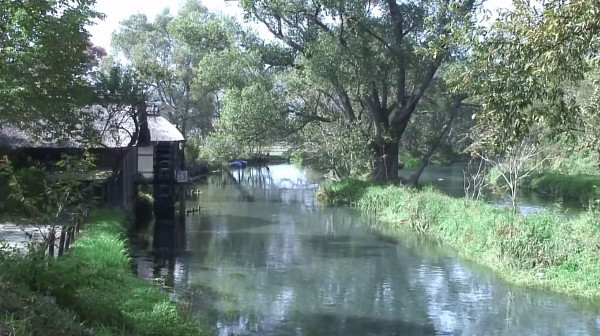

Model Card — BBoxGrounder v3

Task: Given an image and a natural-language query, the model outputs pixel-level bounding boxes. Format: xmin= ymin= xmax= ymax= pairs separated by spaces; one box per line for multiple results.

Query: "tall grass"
xmin=0 ymin=281 xmax=100 ymax=336
xmin=321 ymin=179 xmax=600 ymax=298
xmin=0 ymin=209 xmax=207 ymax=336
xmin=399 ymin=154 xmax=420 ymax=168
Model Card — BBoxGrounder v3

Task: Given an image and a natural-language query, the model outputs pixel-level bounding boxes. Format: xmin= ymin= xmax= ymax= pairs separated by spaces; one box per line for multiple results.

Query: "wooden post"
xmin=75 ymin=215 xmax=81 ymax=234
xmin=57 ymin=225 xmax=67 ymax=257
xmin=48 ymin=228 xmax=55 ymax=257
xmin=65 ymin=224 xmax=73 ymax=251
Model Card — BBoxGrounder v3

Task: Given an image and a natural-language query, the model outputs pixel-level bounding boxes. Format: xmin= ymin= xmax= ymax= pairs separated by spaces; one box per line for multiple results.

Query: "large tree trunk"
xmin=372 ymin=136 xmax=399 ymax=181
xmin=366 ymin=95 xmax=400 ymax=181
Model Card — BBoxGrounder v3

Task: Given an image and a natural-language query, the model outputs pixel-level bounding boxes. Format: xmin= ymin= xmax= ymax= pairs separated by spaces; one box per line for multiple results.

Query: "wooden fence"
xmin=47 ymin=211 xmax=88 ymax=258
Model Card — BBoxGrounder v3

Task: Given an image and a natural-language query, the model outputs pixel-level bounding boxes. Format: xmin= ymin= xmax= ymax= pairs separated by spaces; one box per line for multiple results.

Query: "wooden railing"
xmin=47 ymin=211 xmax=88 ymax=258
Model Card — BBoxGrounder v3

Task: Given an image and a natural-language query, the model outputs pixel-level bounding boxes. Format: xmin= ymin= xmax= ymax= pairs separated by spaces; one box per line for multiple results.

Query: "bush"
xmin=317 ymin=178 xmax=373 ymax=205
xmin=0 ymin=281 xmax=95 ymax=336
xmin=399 ymin=154 xmax=420 ymax=168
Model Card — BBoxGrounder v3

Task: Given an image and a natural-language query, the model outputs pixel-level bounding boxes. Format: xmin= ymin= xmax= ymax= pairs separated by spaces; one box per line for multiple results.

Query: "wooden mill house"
xmin=0 ymin=103 xmax=186 ymax=219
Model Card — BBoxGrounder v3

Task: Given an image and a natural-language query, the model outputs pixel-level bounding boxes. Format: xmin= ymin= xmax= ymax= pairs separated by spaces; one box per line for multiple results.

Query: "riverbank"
xmin=320 ymin=179 xmax=600 ymax=299
xmin=0 ymin=209 xmax=207 ymax=336
xmin=524 ymin=172 xmax=600 ymax=205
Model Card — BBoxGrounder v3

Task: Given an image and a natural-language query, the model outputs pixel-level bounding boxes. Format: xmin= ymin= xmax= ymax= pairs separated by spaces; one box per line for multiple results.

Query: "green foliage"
xmin=94 ymin=65 xmax=147 ymax=107
xmin=0 ymin=0 xmax=102 ymax=134
xmin=0 ymin=153 xmax=98 ymax=228
xmin=509 ymin=136 xmax=600 ymax=205
xmin=536 ymin=138 xmax=600 ymax=175
xmin=236 ymin=0 xmax=477 ymax=180
xmin=466 ymin=0 xmax=600 ymax=148
xmin=323 ymin=180 xmax=600 ymax=298
xmin=218 ymin=80 xmax=290 ymax=144
xmin=0 ymin=209 xmax=206 ymax=336
xmin=318 ymin=178 xmax=372 ymax=205
xmin=0 ymin=165 xmax=46 ymax=213
xmin=291 ymin=120 xmax=372 ymax=177
xmin=0 ymin=282 xmax=97 ymax=336
xmin=399 ymin=154 xmax=420 ymax=169
xmin=112 ymin=1 xmax=252 ymax=138
xmin=200 ymin=75 xmax=293 ymax=164
xmin=199 ymin=131 xmax=247 ymax=165
xmin=526 ymin=173 xmax=600 ymax=205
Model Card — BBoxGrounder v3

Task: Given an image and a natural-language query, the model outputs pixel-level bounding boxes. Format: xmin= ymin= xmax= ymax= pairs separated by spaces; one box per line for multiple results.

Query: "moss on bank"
xmin=0 ymin=209 xmax=207 ymax=336
xmin=320 ymin=179 xmax=600 ymax=299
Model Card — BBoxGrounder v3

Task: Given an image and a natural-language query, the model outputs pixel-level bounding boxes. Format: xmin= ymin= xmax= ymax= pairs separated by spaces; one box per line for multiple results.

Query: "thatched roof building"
xmin=0 ymin=105 xmax=184 ymax=149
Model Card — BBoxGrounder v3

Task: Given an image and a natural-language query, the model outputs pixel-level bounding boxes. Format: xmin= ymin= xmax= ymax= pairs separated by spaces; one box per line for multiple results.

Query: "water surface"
xmin=131 ymin=165 xmax=599 ymax=336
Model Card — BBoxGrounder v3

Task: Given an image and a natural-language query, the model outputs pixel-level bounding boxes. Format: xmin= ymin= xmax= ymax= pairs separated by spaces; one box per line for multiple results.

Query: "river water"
xmin=130 ymin=164 xmax=600 ymax=336
xmin=401 ymin=163 xmax=583 ymax=215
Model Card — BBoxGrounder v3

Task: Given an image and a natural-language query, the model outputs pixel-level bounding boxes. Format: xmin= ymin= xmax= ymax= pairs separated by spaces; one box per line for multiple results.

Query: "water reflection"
xmin=402 ymin=163 xmax=583 ymax=215
xmin=131 ymin=218 xmax=189 ymax=293
xmin=131 ymin=164 xmax=600 ymax=336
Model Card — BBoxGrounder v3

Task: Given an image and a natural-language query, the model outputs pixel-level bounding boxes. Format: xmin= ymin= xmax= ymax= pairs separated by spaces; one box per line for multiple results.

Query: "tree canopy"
xmin=466 ymin=0 xmax=600 ymax=149
xmin=0 ymin=0 xmax=102 ymax=134
xmin=229 ymin=0 xmax=478 ymax=181
xmin=111 ymin=1 xmax=254 ymax=138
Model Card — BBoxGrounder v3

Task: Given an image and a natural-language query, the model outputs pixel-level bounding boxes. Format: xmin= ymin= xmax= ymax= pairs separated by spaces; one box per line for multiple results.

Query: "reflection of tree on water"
xmin=206 ymin=165 xmax=320 ymax=208
xmin=186 ymin=204 xmax=437 ymax=336
xmin=131 ymin=164 xmax=600 ymax=336
xmin=131 ymin=216 xmax=189 ymax=292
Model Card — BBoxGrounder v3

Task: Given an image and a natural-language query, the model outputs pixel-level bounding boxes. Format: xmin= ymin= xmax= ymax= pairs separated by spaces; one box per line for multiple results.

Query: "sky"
xmin=88 ymin=0 xmax=513 ymax=53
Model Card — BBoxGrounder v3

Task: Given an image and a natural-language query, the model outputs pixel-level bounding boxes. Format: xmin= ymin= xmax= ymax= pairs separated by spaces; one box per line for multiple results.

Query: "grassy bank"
xmin=0 ymin=209 xmax=207 ymax=336
xmin=525 ymin=172 xmax=600 ymax=205
xmin=320 ymin=179 xmax=600 ymax=299
xmin=0 ymin=281 xmax=98 ymax=336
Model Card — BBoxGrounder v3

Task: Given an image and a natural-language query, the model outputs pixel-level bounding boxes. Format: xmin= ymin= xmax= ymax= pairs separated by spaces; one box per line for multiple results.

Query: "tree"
xmin=481 ymin=137 xmax=548 ymax=212
xmin=91 ymin=65 xmax=150 ymax=177
xmin=0 ymin=0 xmax=102 ymax=135
xmin=0 ymin=153 xmax=98 ymax=256
xmin=465 ymin=0 xmax=600 ymax=149
xmin=112 ymin=1 xmax=249 ymax=138
xmin=239 ymin=0 xmax=477 ymax=181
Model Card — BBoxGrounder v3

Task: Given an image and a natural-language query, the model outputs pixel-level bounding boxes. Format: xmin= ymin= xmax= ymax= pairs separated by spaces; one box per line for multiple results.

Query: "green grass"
xmin=320 ymin=179 xmax=600 ymax=299
xmin=0 ymin=281 xmax=101 ymax=336
xmin=525 ymin=172 xmax=600 ymax=205
xmin=0 ymin=209 xmax=208 ymax=336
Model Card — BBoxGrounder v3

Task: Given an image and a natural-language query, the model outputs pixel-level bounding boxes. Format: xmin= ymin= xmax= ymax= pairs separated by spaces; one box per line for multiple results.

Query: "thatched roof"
xmin=147 ymin=116 xmax=185 ymax=143
xmin=0 ymin=105 xmax=184 ymax=149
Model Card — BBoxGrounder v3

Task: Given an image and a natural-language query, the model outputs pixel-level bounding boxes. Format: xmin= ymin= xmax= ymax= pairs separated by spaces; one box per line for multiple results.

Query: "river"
xmin=130 ymin=164 xmax=600 ymax=335
xmin=401 ymin=163 xmax=583 ymax=215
